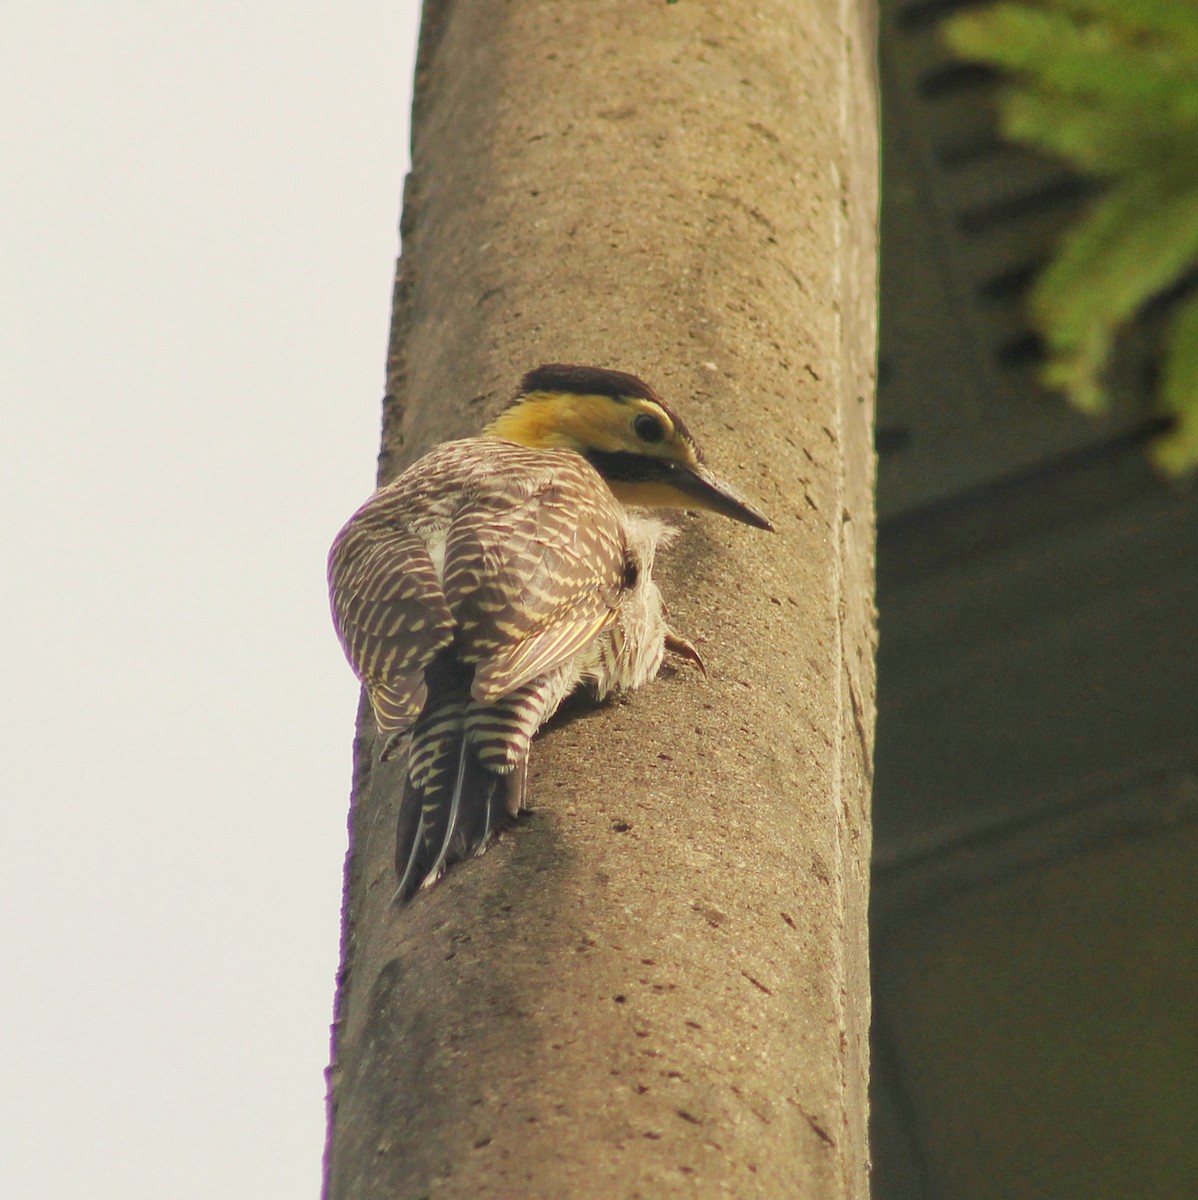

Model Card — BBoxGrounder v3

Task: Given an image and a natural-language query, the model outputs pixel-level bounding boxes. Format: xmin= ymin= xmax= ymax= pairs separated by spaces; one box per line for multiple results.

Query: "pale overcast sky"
xmin=2 ymin=5 xmax=421 ymax=1196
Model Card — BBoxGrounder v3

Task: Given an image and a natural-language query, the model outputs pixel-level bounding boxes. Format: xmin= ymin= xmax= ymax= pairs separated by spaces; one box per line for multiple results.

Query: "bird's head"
xmin=484 ymin=364 xmax=773 ymax=530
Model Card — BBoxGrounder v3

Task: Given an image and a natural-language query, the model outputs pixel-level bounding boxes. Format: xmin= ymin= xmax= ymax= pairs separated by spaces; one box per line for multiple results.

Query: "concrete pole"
xmin=324 ymin=1 xmax=877 ymax=1196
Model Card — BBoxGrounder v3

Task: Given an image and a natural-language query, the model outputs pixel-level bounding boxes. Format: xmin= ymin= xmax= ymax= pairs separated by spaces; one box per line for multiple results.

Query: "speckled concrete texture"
xmin=325 ymin=2 xmax=878 ymax=1196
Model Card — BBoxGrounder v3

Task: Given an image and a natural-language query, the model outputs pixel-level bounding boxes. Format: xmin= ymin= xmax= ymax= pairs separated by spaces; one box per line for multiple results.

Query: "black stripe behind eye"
xmin=585 ymin=449 xmax=676 ymax=484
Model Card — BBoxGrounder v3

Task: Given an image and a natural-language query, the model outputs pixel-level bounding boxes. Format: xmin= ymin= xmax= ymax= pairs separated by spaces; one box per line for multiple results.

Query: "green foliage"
xmin=945 ymin=0 xmax=1198 ymax=475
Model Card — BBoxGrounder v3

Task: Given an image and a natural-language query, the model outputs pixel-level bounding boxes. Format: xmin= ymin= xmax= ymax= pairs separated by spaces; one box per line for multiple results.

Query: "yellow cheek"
xmin=565 ymin=395 xmax=630 ymax=450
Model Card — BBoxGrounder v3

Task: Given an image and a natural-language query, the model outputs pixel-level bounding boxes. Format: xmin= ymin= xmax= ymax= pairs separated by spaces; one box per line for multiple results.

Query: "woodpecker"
xmin=328 ymin=364 xmax=771 ymax=900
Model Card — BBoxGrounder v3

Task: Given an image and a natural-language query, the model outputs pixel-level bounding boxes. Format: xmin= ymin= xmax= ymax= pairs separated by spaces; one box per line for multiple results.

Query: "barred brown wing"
xmin=327 ymin=508 xmax=455 ymax=733
xmin=328 ymin=439 xmax=629 ymax=724
xmin=441 ymin=455 xmax=628 ymax=701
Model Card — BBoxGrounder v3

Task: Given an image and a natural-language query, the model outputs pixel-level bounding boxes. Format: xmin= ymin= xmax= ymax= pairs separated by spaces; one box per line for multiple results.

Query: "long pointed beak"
xmin=673 ymin=463 xmax=774 ymax=531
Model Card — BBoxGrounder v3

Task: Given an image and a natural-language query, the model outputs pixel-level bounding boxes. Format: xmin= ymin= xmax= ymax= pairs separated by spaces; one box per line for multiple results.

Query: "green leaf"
xmin=1150 ymin=290 xmax=1198 ymax=475
xmin=1003 ymin=86 xmax=1192 ymax=175
xmin=1052 ymin=0 xmax=1198 ymax=57
xmin=945 ymin=1 xmax=1198 ymax=454
xmin=1034 ymin=174 xmax=1198 ymax=411
xmin=947 ymin=5 xmax=1198 ymax=121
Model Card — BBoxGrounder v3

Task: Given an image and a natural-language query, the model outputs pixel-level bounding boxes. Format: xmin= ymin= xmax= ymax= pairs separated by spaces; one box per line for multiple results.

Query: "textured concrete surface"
xmin=325 ymin=1 xmax=878 ymax=1196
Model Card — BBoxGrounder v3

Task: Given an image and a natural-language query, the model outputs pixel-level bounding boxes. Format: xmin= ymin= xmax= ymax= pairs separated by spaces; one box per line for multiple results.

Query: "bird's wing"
xmin=327 ymin=510 xmax=455 ymax=733
xmin=444 ymin=461 xmax=629 ymax=703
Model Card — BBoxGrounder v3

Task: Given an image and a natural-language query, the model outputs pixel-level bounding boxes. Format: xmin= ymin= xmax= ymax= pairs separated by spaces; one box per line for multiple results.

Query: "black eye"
xmin=634 ymin=412 xmax=665 ymax=443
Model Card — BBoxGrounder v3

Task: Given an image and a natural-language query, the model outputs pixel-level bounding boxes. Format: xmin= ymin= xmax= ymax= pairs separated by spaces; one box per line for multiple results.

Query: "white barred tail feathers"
xmin=392 ymin=649 xmax=575 ymax=899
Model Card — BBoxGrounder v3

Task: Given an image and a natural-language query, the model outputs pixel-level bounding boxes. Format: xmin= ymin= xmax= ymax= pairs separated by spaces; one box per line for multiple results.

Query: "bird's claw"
xmin=664 ymin=628 xmax=707 ymax=677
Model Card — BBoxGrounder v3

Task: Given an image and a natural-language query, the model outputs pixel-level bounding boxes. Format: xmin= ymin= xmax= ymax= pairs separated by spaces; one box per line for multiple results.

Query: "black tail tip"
xmin=392 ymin=760 xmax=521 ymax=903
